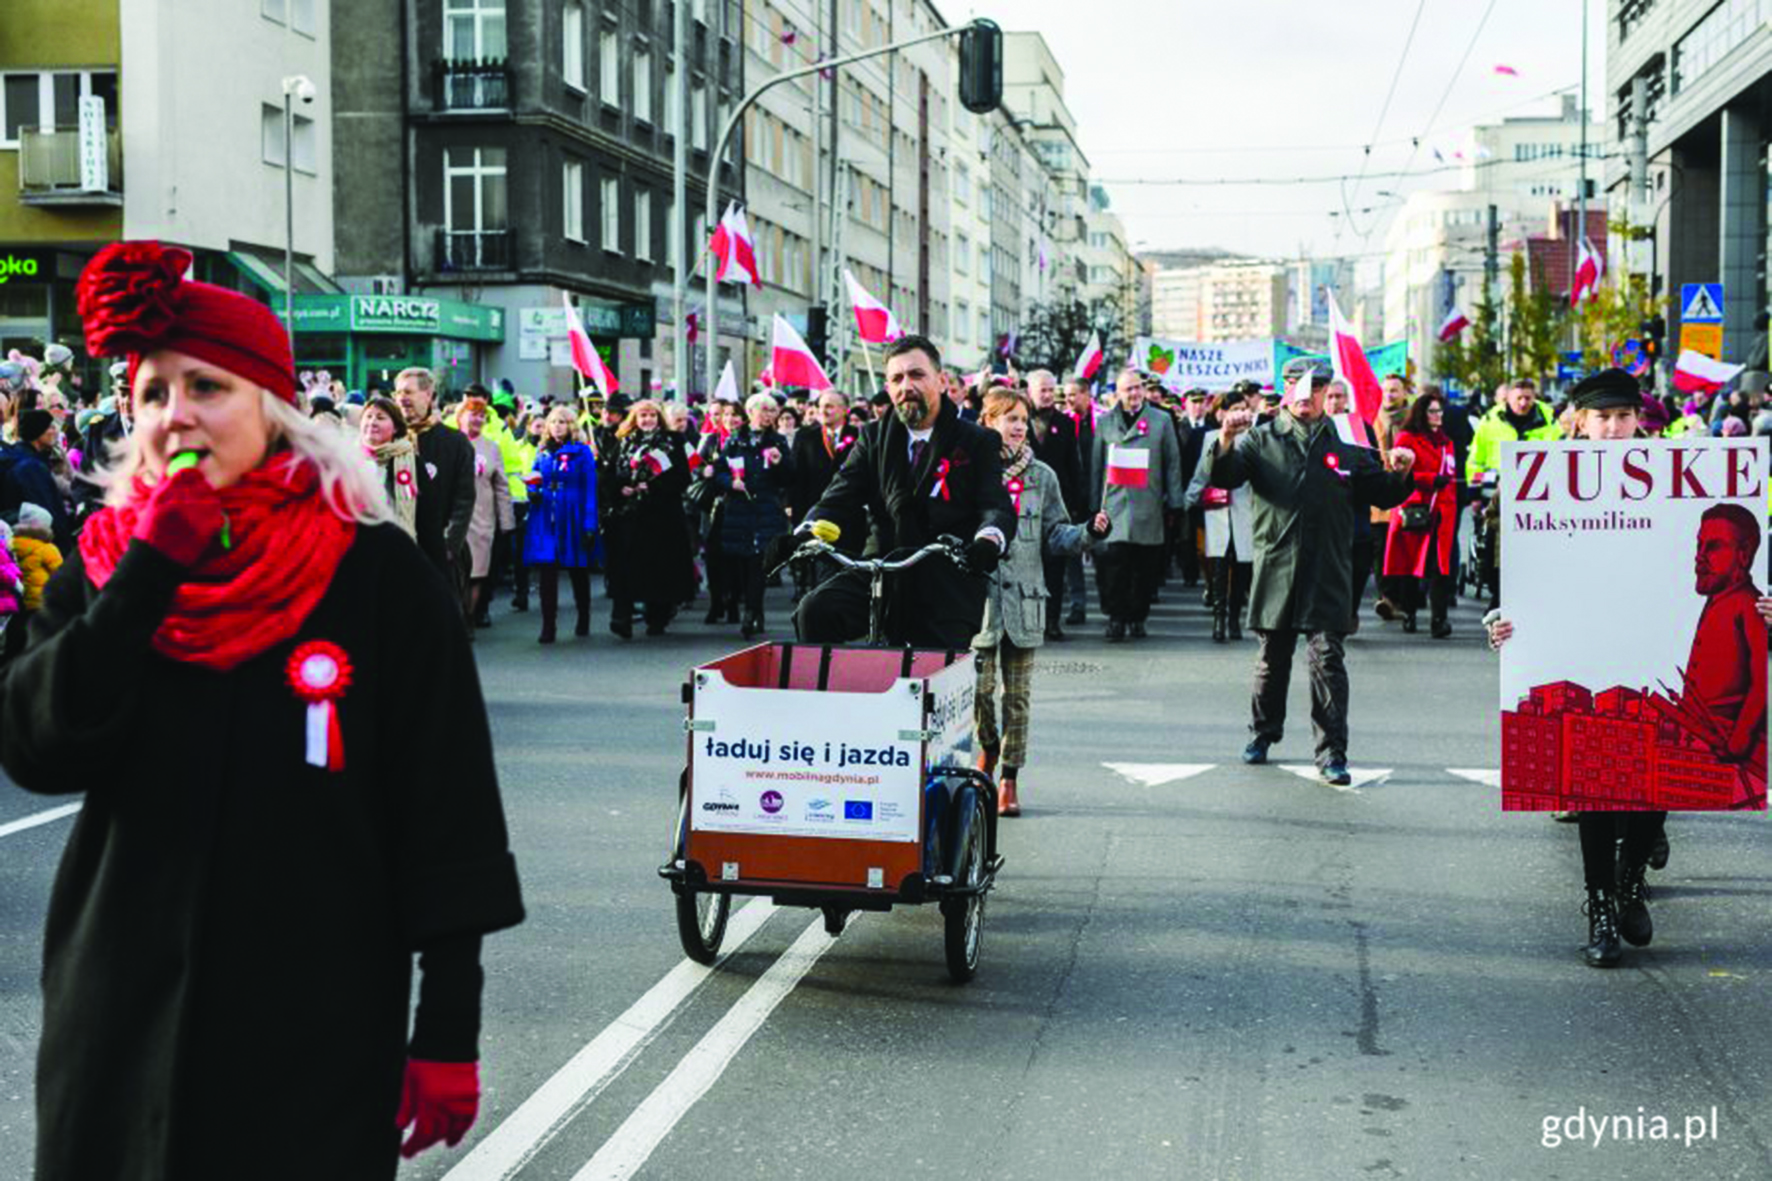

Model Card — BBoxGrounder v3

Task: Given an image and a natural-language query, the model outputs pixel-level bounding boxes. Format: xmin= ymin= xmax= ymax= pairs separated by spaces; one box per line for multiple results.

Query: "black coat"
xmin=1174 ymin=413 xmax=1215 ymax=491
xmin=1029 ymin=407 xmax=1082 ymax=516
xmin=0 ymin=525 xmax=524 ymax=1180
xmin=0 ymin=441 xmax=71 ymax=550
xmin=1069 ymin=409 xmax=1096 ymax=517
xmin=788 ymin=422 xmax=858 ymax=522
xmin=600 ymin=429 xmax=695 ymax=605
xmin=714 ymin=427 xmax=793 ymax=557
xmin=413 ymin=423 xmax=477 ymax=573
xmin=805 ymin=394 xmax=1017 ymax=648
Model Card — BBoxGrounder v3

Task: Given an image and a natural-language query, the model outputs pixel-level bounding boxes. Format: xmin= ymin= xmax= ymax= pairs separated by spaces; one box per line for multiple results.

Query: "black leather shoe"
xmin=1616 ymin=863 xmax=1653 ymax=946
xmin=1583 ymin=888 xmax=1623 ymax=967
xmin=1128 ymin=621 xmax=1147 ymax=639
xmin=1431 ymin=618 xmax=1452 ymax=639
xmin=1649 ymin=830 xmax=1669 ymax=870
xmin=1228 ymin=613 xmax=1242 ymax=641
xmin=1105 ymin=620 xmax=1126 ymax=642
xmin=1045 ymin=621 xmax=1066 ymax=641
xmin=1212 ymin=614 xmax=1227 ymax=643
xmin=1065 ymin=606 xmax=1085 ymax=626
xmin=610 ymin=619 xmax=633 ymax=640
xmin=1402 ymin=614 xmax=1418 ymax=634
xmin=1242 ymin=737 xmax=1272 ymax=765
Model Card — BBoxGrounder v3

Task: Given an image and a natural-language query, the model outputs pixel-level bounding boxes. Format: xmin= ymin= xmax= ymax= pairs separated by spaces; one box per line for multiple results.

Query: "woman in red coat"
xmin=1381 ymin=391 xmax=1458 ymax=637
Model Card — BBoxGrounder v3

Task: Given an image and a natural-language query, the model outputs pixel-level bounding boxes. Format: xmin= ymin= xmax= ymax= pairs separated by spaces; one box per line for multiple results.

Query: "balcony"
xmin=432 ymin=59 xmax=512 ymax=112
xmin=18 ymin=127 xmax=122 ymax=206
xmin=436 ymin=228 xmax=513 ymax=273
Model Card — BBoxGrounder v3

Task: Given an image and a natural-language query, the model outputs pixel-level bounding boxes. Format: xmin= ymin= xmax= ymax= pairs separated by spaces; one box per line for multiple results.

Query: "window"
xmin=290 ymin=113 xmax=316 ymax=172
xmin=978 ymin=310 xmax=990 ymax=346
xmin=635 ymin=190 xmax=652 ymax=260
xmin=444 ymin=0 xmax=506 ymax=60
xmin=1 ymin=70 xmax=118 ymax=145
xmin=955 ymin=233 xmax=969 ymax=275
xmin=693 ymin=0 xmax=708 ymax=20
xmin=692 ymin=85 xmax=707 ymax=150
xmin=261 ymin=104 xmax=286 ymax=166
xmin=601 ymin=176 xmax=621 ymax=251
xmin=262 ymin=0 xmax=286 ymax=22
xmin=259 ymin=106 xmax=315 ymax=171
xmin=563 ymin=160 xmax=585 ymax=241
xmin=563 ymin=3 xmax=585 ymax=91
xmin=663 ymin=61 xmax=678 ymax=133
xmin=600 ymin=29 xmax=620 ymax=105
xmin=634 ymin=50 xmax=652 ymax=122
xmin=2 ymin=74 xmax=42 ymax=144
xmin=954 ymin=298 xmax=969 ymax=343
xmin=1674 ymin=0 xmax=1767 ymax=93
xmin=444 ymin=146 xmax=509 ymax=234
xmin=291 ymin=0 xmax=317 ymax=36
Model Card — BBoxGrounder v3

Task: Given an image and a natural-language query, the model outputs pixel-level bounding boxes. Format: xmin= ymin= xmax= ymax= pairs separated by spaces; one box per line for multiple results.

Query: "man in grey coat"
xmin=1201 ymin=359 xmax=1415 ymax=785
xmin=1089 ymin=367 xmax=1185 ymax=640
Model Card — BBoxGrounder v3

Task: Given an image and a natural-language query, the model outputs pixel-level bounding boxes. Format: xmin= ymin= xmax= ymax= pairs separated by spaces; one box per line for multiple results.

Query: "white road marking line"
xmin=442 ymin=898 xmax=778 ymax=1181
xmin=1276 ymin=764 xmax=1393 ymax=794
xmin=1103 ymin=762 xmax=1216 ymax=787
xmin=0 ymin=802 xmax=81 ymax=840
xmin=570 ymin=913 xmax=841 ymax=1181
xmin=1447 ymin=768 xmax=1502 ymax=787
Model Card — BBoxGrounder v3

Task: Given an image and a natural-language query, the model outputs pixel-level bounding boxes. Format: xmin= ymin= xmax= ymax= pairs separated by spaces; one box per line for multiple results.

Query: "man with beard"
xmin=778 ymin=335 xmax=1016 ymax=649
xmin=1026 ymin=368 xmax=1082 ymax=638
xmin=394 ymin=367 xmax=477 ymax=582
xmin=1683 ymin=503 xmax=1768 ymax=786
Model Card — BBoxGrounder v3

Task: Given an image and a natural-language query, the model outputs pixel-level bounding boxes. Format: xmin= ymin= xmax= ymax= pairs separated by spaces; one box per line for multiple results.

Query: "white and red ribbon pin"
xmin=286 ymin=640 xmax=353 ymax=771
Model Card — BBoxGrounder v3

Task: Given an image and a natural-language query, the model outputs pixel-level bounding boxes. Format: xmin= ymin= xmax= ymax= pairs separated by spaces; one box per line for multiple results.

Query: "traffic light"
xmin=805 ymin=305 xmax=829 ymax=366
xmin=958 ymin=20 xmax=1003 ymax=115
xmin=1641 ymin=315 xmax=1666 ymax=362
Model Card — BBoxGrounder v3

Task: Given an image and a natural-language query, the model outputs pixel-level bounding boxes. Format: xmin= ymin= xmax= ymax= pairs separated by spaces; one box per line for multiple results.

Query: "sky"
xmin=961 ymin=0 xmax=1610 ymax=262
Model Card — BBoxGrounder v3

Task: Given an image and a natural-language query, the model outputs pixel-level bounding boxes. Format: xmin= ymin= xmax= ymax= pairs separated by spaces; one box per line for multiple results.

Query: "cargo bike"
xmin=659 ymin=535 xmax=1002 ymax=982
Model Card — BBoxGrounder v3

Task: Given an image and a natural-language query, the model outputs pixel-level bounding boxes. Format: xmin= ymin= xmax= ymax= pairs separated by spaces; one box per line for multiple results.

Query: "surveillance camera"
xmin=297 ymin=80 xmax=317 ymax=104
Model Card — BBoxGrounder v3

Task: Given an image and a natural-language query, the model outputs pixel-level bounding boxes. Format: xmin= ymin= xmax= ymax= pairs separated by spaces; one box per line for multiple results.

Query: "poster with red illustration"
xmin=1499 ymin=437 xmax=1768 ymax=811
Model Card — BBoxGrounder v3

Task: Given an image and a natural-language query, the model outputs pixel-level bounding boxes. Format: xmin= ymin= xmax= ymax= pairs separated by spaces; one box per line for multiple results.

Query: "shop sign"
xmin=353 ymin=295 xmax=442 ymax=333
xmin=0 ymin=251 xmax=49 ymax=286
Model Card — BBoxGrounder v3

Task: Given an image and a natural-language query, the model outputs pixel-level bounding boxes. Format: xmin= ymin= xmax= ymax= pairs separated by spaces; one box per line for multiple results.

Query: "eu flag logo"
xmin=844 ymin=800 xmax=873 ymax=821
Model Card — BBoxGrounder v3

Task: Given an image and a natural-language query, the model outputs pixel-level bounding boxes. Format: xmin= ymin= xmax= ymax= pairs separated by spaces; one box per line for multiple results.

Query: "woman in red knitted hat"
xmin=0 ymin=242 xmax=525 ymax=1179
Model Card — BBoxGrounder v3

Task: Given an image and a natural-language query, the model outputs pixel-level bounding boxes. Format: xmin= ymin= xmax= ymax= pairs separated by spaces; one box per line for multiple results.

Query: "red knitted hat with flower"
xmin=76 ymin=241 xmax=298 ymax=404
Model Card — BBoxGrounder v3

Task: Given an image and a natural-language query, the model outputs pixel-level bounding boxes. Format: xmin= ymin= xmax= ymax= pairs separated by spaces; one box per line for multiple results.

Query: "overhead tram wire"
xmin=1095 ymin=150 xmax=1619 ymax=188
xmin=1349 ymin=0 xmax=1503 ymax=244
xmin=1340 ymin=0 xmax=1430 ymax=243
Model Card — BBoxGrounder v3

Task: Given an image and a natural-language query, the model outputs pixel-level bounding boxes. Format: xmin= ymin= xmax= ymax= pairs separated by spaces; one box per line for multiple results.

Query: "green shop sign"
xmin=0 ymin=250 xmax=50 ymax=285
xmin=290 ymin=294 xmax=504 ymax=342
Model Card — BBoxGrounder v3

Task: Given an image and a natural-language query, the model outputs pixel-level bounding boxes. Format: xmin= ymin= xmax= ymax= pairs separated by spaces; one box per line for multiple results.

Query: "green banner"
xmin=1274 ymin=339 xmax=1408 ymax=380
xmin=289 ymin=294 xmax=505 ymax=342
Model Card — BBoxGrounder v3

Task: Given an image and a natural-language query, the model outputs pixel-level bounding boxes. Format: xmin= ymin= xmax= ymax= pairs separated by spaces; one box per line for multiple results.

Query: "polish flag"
xmin=1493 ymin=64 xmax=1519 ymax=77
xmin=1073 ymin=331 xmax=1104 ymax=382
xmin=1437 ymin=306 xmax=1471 ymax=342
xmin=1105 ymin=443 xmax=1149 ymax=489
xmin=563 ymin=293 xmax=617 ymax=397
xmin=1672 ymin=350 xmax=1744 ymax=395
xmin=843 ymin=269 xmax=904 ymax=344
xmin=685 ymin=308 xmax=701 ymax=345
xmin=1570 ymin=237 xmax=1603 ymax=307
xmin=998 ymin=330 xmax=1019 ymax=360
xmin=712 ymin=358 xmax=740 ymax=404
xmin=771 ymin=313 xmax=833 ymax=391
xmin=1327 ymin=291 xmax=1382 ymax=424
xmin=709 ymin=202 xmax=759 ymax=287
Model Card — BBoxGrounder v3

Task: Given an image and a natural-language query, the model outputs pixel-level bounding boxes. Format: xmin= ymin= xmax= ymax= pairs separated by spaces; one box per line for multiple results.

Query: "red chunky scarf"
xmin=80 ymin=456 xmax=356 ymax=671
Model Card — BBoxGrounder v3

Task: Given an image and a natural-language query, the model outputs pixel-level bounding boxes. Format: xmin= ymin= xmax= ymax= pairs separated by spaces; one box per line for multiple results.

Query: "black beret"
xmin=1568 ymin=367 xmax=1641 ymax=411
xmin=18 ymin=408 xmax=54 ymax=443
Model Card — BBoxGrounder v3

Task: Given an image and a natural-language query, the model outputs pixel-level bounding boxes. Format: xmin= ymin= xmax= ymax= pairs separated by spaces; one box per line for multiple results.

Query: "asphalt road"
xmin=3 ymin=572 xmax=1771 ymax=1181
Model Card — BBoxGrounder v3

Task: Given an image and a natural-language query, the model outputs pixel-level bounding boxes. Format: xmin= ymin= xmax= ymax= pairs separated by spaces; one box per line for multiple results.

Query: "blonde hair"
xmin=616 ymin=398 xmax=665 ymax=439
xmin=980 ymin=388 xmax=1033 ymax=426
xmin=100 ymin=391 xmax=393 ymax=526
xmin=542 ymin=404 xmax=581 ymax=442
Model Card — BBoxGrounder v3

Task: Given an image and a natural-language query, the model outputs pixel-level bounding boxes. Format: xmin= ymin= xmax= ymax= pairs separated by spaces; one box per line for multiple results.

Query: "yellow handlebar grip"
xmin=809 ymin=520 xmax=841 ymax=544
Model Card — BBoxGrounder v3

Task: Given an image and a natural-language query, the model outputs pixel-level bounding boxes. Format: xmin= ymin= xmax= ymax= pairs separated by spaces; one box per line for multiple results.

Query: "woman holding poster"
xmin=1487 ymin=368 xmax=1772 ymax=968
xmin=1381 ymin=391 xmax=1459 ymax=638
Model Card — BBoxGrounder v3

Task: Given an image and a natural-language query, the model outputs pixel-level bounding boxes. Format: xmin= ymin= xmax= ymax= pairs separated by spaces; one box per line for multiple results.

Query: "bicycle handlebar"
xmin=771 ymin=534 xmax=971 ymax=580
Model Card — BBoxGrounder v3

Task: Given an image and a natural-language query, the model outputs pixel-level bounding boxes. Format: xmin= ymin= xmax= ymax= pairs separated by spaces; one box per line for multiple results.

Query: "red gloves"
xmin=397 ymin=1059 xmax=480 ymax=1159
xmin=133 ymin=467 xmax=224 ymax=566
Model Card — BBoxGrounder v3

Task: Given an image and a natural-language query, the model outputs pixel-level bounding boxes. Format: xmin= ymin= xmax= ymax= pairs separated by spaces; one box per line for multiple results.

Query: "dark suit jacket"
xmin=806 ymin=394 xmax=1017 ymax=647
xmin=1030 ymin=407 xmax=1082 ymax=517
xmin=413 ymin=423 xmax=477 ymax=575
xmin=788 ymin=423 xmax=858 ymax=523
xmin=1067 ymin=409 xmax=1096 ymax=517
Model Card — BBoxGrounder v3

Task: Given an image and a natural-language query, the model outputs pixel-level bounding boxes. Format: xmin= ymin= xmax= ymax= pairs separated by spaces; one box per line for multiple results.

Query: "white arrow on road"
xmin=1276 ymin=764 xmax=1392 ymax=794
xmin=1447 ymin=768 xmax=1502 ymax=787
xmin=1103 ymin=763 xmax=1217 ymax=786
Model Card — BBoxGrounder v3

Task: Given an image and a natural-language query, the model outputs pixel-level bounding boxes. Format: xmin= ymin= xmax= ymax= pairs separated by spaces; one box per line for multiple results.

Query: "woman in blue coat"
xmin=522 ymin=406 xmax=598 ymax=643
xmin=714 ymin=392 xmax=794 ymax=639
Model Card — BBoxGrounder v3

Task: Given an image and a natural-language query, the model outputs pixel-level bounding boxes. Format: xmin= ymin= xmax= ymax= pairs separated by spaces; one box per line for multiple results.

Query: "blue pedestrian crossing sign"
xmin=1681 ymin=283 xmax=1724 ymax=324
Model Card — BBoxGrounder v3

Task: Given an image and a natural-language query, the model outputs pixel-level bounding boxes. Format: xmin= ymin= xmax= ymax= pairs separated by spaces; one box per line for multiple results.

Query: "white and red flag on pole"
xmin=843 ymin=269 xmax=904 ymax=344
xmin=708 ymin=202 xmax=759 ymax=287
xmin=1073 ymin=331 xmax=1104 ymax=382
xmin=1105 ymin=443 xmax=1150 ymax=489
xmin=770 ymin=313 xmax=833 ymax=391
xmin=685 ymin=307 xmax=701 ymax=345
xmin=563 ymin=293 xmax=618 ymax=397
xmin=1672 ymin=350 xmax=1744 ymax=395
xmin=1327 ymin=291 xmax=1382 ymax=424
xmin=1437 ymin=306 xmax=1471 ymax=342
xmin=1570 ymin=237 xmax=1604 ymax=307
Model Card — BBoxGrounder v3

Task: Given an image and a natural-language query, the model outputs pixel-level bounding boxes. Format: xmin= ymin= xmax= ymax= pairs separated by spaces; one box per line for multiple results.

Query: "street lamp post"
xmin=280 ymin=74 xmax=316 ymax=334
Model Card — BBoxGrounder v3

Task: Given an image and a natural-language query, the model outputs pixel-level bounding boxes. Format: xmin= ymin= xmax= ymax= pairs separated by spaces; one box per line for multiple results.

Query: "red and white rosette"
xmin=1006 ymin=477 xmax=1024 ymax=514
xmin=286 ymin=640 xmax=353 ymax=772
xmin=395 ymin=468 xmax=417 ymax=500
